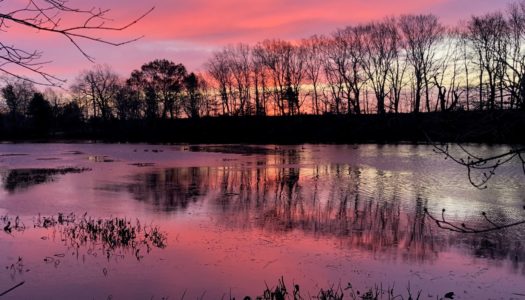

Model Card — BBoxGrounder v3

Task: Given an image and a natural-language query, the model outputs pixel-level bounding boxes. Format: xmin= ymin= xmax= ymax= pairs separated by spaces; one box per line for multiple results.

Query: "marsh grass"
xmin=237 ymin=277 xmax=453 ymax=300
xmin=33 ymin=213 xmax=167 ymax=260
xmin=2 ymin=213 xmax=167 ymax=262
xmin=1 ymin=215 xmax=26 ymax=233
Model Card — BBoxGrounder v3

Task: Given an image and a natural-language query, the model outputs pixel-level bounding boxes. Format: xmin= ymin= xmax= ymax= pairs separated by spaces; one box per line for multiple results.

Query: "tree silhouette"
xmin=57 ymin=102 xmax=83 ymax=128
xmin=70 ymin=64 xmax=121 ymax=120
xmin=399 ymin=14 xmax=445 ymax=113
xmin=183 ymin=73 xmax=202 ymax=119
xmin=0 ymin=0 xmax=153 ymax=85
xmin=132 ymin=59 xmax=187 ymax=119
xmin=1 ymin=80 xmax=35 ymax=118
xmin=28 ymin=92 xmax=53 ymax=131
xmin=361 ymin=18 xmax=401 ymax=115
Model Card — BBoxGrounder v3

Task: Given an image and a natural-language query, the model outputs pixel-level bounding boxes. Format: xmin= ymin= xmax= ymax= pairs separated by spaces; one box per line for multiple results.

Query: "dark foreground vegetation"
xmin=0 ymin=110 xmax=523 ymax=144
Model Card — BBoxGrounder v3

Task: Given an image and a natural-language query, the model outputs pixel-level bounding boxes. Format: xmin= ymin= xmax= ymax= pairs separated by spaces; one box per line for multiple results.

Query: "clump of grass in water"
xmin=1 ymin=215 xmax=26 ymax=233
xmin=33 ymin=213 xmax=167 ymax=260
xmin=240 ymin=277 xmax=454 ymax=300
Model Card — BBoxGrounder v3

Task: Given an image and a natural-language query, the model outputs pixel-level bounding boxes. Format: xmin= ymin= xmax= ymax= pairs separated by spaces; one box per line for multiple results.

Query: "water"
xmin=0 ymin=143 xmax=524 ymax=299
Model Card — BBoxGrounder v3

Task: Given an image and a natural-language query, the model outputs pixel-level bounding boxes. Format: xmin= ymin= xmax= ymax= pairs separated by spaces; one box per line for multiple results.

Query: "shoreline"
xmin=1 ymin=110 xmax=524 ymax=144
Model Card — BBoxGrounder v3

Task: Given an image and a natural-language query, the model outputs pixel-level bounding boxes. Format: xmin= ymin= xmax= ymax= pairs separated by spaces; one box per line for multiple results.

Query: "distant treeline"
xmin=2 ymin=2 xmax=525 ymax=142
xmin=1 ymin=109 xmax=523 ymax=144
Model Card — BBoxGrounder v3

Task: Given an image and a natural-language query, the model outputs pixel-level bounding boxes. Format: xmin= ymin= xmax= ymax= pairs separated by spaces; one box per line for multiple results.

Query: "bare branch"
xmin=424 ymin=207 xmax=525 ymax=234
xmin=0 ymin=0 xmax=154 ymax=85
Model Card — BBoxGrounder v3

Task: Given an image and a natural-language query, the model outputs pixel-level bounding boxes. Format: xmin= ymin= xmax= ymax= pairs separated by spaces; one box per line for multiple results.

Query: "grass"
xmin=240 ymin=277 xmax=453 ymax=300
xmin=2 ymin=213 xmax=167 ymax=261
xmin=33 ymin=213 xmax=167 ymax=259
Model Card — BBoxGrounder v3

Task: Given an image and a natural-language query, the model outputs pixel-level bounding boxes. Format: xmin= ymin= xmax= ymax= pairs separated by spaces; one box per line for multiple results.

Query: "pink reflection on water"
xmin=0 ymin=144 xmax=524 ymax=299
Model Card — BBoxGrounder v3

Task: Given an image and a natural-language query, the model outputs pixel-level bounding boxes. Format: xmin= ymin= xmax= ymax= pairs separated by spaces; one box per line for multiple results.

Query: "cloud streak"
xmin=2 ymin=0 xmax=517 ymax=83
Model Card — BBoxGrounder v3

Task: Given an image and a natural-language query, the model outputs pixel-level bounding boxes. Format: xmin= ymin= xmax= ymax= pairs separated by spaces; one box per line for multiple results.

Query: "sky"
xmin=2 ymin=0 xmax=518 ymax=86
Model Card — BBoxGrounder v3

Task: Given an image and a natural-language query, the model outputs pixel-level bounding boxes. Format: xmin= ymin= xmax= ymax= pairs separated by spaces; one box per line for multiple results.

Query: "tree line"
xmin=2 ymin=1 xmax=525 ymax=124
xmin=206 ymin=3 xmax=525 ymax=116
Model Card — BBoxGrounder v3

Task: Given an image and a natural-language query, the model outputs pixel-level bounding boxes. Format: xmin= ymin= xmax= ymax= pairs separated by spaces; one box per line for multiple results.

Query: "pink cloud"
xmin=0 ymin=0 xmax=516 ymax=85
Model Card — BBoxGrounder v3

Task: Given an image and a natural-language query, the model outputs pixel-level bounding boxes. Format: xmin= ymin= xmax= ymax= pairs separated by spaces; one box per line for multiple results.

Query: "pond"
xmin=0 ymin=143 xmax=524 ymax=299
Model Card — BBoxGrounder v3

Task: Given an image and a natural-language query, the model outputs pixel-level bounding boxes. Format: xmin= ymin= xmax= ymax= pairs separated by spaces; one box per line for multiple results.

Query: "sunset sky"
xmin=4 ymin=0 xmax=517 ymax=85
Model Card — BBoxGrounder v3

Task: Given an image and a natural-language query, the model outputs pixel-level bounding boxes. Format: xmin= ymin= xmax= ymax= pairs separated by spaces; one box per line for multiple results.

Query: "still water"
xmin=0 ymin=143 xmax=524 ymax=299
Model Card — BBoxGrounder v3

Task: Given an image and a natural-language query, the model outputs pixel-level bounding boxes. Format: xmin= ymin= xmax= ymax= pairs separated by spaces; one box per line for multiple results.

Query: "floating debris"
xmin=63 ymin=151 xmax=84 ymax=155
xmin=88 ymin=156 xmax=115 ymax=163
xmin=0 ymin=153 xmax=28 ymax=157
xmin=129 ymin=163 xmax=155 ymax=167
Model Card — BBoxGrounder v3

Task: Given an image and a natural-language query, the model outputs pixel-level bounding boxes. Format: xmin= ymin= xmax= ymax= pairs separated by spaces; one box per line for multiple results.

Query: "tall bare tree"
xmin=502 ymin=1 xmax=525 ymax=110
xmin=256 ymin=39 xmax=305 ymax=116
xmin=252 ymin=44 xmax=269 ymax=116
xmin=361 ymin=18 xmax=401 ymax=114
xmin=399 ymin=14 xmax=445 ymax=113
xmin=326 ymin=26 xmax=368 ymax=114
xmin=207 ymin=50 xmax=234 ymax=115
xmin=225 ymin=44 xmax=253 ymax=115
xmin=466 ymin=12 xmax=509 ymax=110
xmin=70 ymin=64 xmax=121 ymax=120
xmin=302 ymin=35 xmax=325 ymax=115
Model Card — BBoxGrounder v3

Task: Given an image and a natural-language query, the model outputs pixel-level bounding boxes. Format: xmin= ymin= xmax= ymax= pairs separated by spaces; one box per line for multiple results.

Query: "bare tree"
xmin=361 ymin=18 xmax=401 ymax=114
xmin=0 ymin=0 xmax=153 ymax=85
xmin=326 ymin=26 xmax=368 ymax=114
xmin=225 ymin=44 xmax=253 ymax=116
xmin=207 ymin=50 xmax=234 ymax=115
xmin=70 ymin=64 xmax=121 ymax=120
xmin=387 ymin=41 xmax=408 ymax=113
xmin=255 ymin=39 xmax=305 ymax=116
xmin=302 ymin=35 xmax=325 ymax=115
xmin=399 ymin=14 xmax=445 ymax=113
xmin=466 ymin=12 xmax=509 ymax=110
xmin=502 ymin=1 xmax=525 ymax=110
xmin=251 ymin=44 xmax=269 ymax=116
xmin=1 ymin=79 xmax=35 ymax=117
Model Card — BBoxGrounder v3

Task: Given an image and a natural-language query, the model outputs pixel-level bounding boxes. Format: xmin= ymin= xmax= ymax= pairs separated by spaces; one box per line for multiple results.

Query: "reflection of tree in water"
xmin=448 ymin=228 xmax=525 ymax=274
xmin=127 ymin=167 xmax=210 ymax=211
xmin=1 ymin=168 xmax=90 ymax=193
xmin=125 ymin=161 xmax=524 ymax=268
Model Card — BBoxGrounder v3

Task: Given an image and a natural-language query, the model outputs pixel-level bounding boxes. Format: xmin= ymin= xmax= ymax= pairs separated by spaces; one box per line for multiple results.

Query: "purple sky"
xmin=3 ymin=0 xmax=517 ymax=85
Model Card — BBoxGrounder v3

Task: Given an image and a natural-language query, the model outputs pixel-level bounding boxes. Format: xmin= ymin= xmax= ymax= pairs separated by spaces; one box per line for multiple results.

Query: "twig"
xmin=0 ymin=281 xmax=25 ymax=297
xmin=424 ymin=207 xmax=525 ymax=233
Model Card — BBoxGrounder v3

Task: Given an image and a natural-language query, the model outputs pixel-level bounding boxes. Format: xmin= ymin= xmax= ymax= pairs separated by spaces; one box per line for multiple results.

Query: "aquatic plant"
xmin=1 ymin=215 xmax=26 ymax=233
xmin=244 ymin=278 xmax=455 ymax=300
xmin=33 ymin=213 xmax=167 ymax=260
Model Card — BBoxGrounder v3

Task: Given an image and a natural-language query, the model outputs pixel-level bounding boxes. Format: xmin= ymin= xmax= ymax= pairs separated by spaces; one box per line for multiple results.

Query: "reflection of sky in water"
xmin=0 ymin=143 xmax=524 ymax=299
